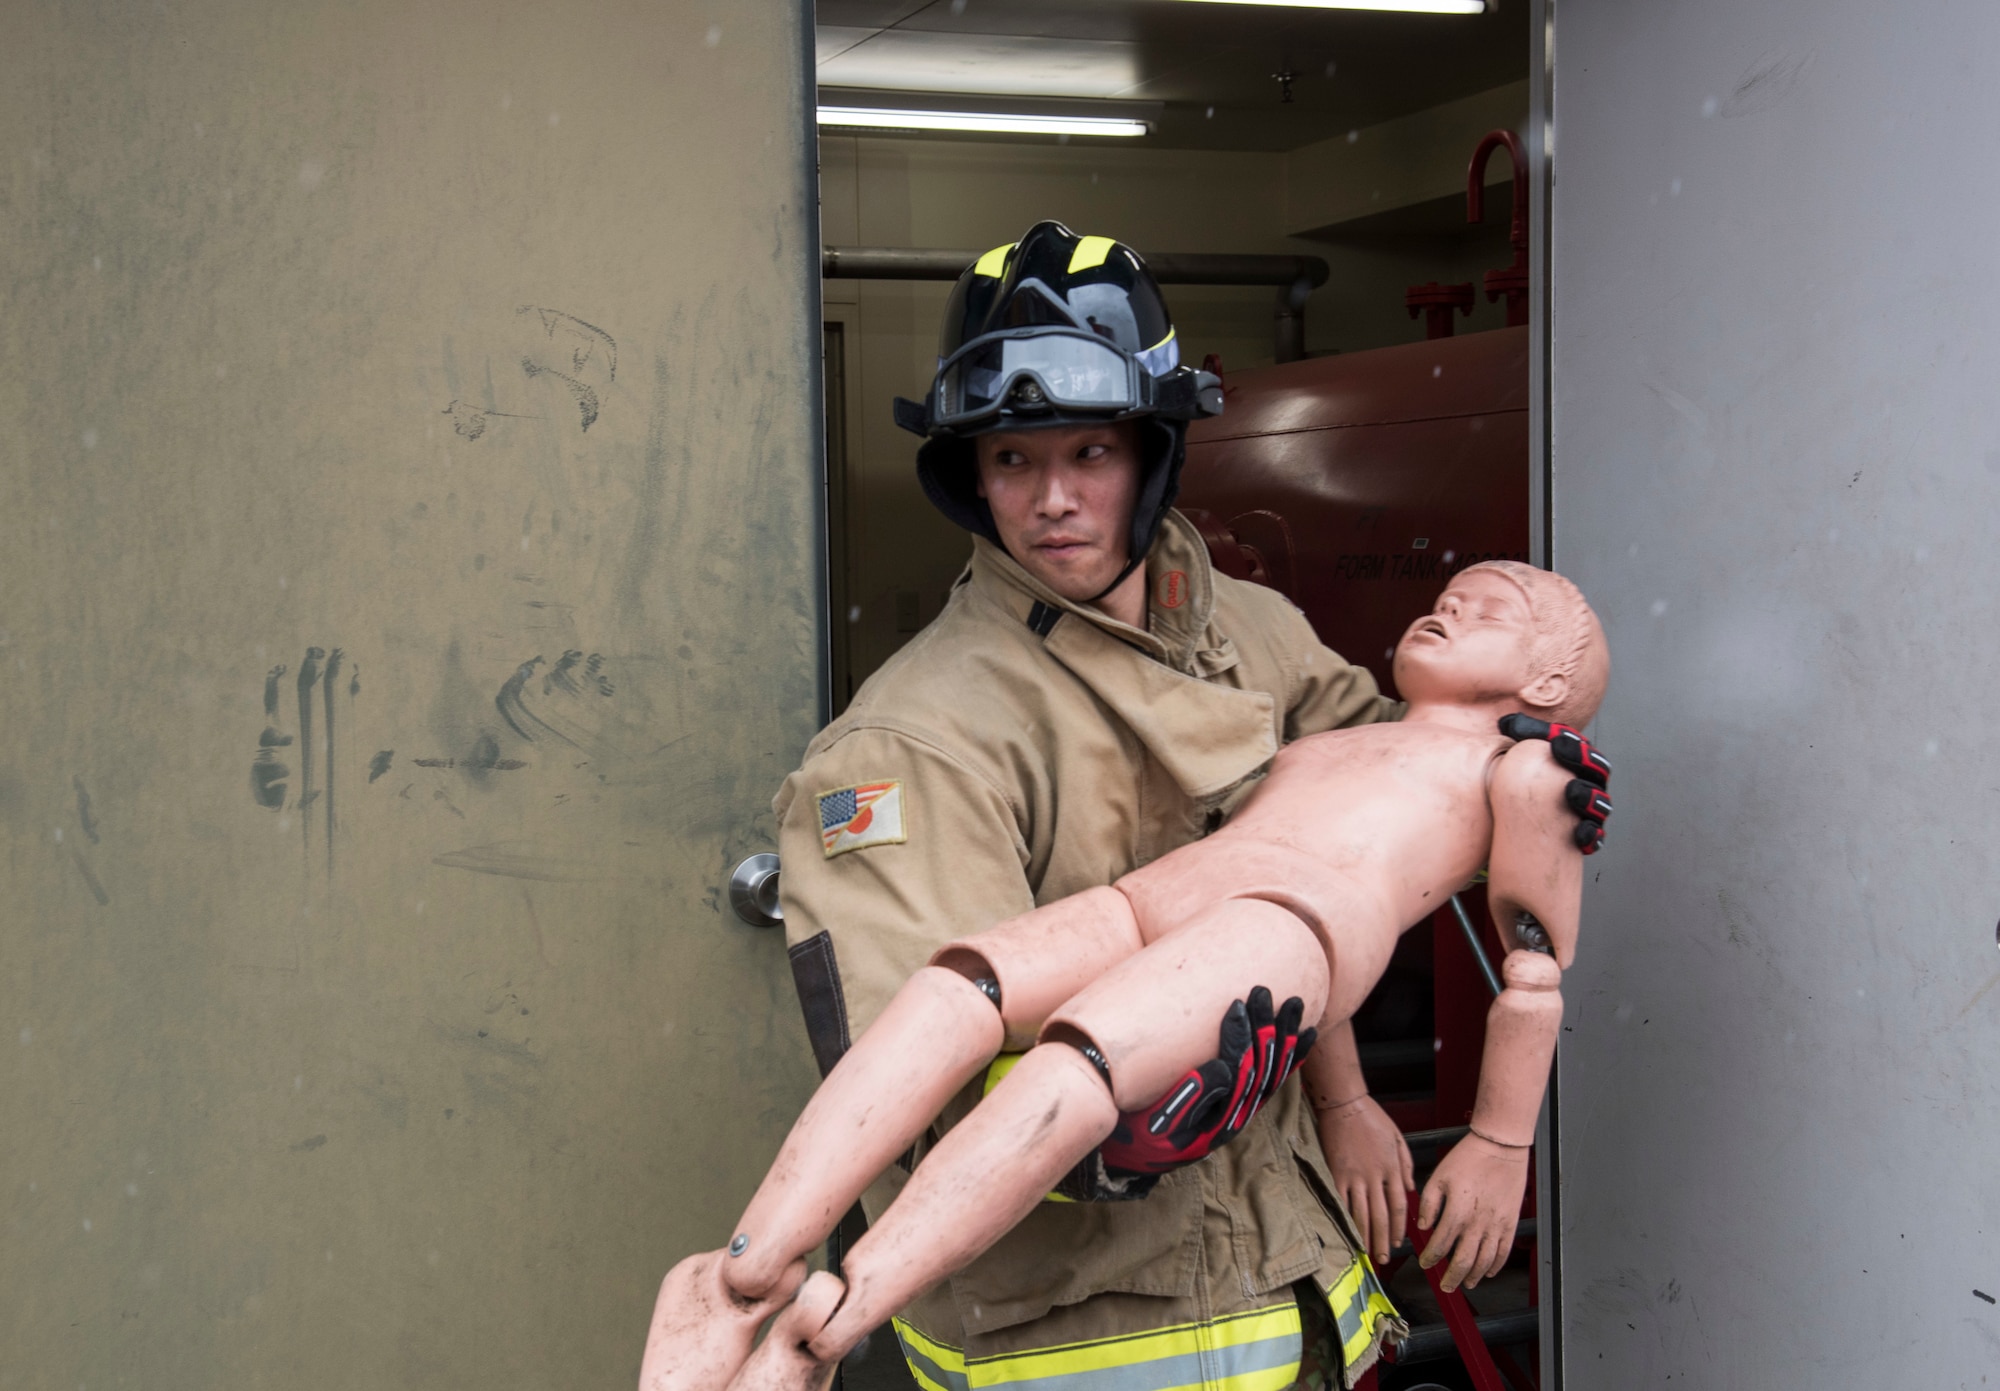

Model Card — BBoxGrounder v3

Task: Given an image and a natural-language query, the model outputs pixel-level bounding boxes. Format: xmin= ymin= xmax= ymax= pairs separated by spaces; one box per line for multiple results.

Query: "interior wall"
xmin=1550 ymin=0 xmax=2000 ymax=1382
xmin=1286 ymin=79 xmax=1528 ymax=234
xmin=820 ymin=115 xmax=1517 ymax=698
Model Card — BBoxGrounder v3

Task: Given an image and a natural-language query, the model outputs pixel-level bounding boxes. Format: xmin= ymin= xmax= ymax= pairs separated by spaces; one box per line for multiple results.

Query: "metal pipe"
xmin=821 ymin=247 xmax=981 ymax=280
xmin=1408 ymin=1127 xmax=1472 ymax=1159
xmin=1356 ymin=1038 xmax=1437 ymax=1071
xmin=1272 ymin=273 xmax=1316 ymax=364
xmin=1403 ymin=1124 xmax=1471 ymax=1157
xmin=1391 ymin=1310 xmax=1542 ymax=1365
xmin=1450 ymin=893 xmax=1505 ymax=997
xmin=821 ymin=246 xmax=1330 ymax=362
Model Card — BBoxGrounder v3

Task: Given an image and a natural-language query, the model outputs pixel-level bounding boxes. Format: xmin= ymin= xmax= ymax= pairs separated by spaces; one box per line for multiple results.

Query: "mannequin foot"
xmin=638 ymin=1248 xmax=807 ymax=1391
xmin=724 ymin=1271 xmax=848 ymax=1391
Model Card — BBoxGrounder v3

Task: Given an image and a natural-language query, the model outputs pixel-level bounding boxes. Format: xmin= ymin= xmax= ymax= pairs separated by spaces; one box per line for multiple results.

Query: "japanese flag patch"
xmin=818 ymin=781 xmax=906 ymax=858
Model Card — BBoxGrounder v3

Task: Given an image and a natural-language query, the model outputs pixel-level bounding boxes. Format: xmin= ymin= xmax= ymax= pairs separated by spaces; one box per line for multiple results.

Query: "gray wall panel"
xmin=1551 ymin=0 xmax=2000 ymax=1381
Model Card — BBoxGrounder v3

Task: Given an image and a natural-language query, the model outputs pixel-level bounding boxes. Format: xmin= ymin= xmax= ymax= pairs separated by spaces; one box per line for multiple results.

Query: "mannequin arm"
xmin=1414 ymin=728 xmax=1585 ymax=1288
xmin=1417 ymin=948 xmax=1561 ymax=1291
xmin=1468 ymin=949 xmax=1561 ymax=1146
xmin=1299 ymin=1014 xmax=1367 ymax=1111
xmin=1302 ymin=1019 xmax=1414 ymax=1263
xmin=1416 ymin=733 xmax=1582 ymax=1297
xmin=1485 ymin=737 xmax=1585 ymax=967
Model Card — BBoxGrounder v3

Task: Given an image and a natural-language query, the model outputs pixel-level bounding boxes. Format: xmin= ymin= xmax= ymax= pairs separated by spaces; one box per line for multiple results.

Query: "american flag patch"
xmin=817 ymin=780 xmax=906 ymax=858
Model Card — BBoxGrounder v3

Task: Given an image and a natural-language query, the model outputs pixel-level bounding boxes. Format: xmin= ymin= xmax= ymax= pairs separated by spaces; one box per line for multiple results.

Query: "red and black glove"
xmin=1098 ymin=986 xmax=1316 ymax=1178
xmin=1498 ymin=712 xmax=1613 ymax=853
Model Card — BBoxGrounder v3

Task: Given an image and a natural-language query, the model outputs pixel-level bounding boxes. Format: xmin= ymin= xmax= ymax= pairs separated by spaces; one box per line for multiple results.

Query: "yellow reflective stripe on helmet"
xmin=893 ymin=1300 xmax=1301 ymax=1391
xmin=1068 ymin=235 xmax=1118 ymax=274
xmin=1326 ymin=1252 xmax=1399 ymax=1369
xmin=974 ymin=242 xmax=1017 ymax=278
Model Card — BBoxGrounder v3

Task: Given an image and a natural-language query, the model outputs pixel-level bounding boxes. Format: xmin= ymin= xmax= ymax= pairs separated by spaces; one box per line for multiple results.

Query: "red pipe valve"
xmin=1467 ymin=129 xmax=1530 ymax=328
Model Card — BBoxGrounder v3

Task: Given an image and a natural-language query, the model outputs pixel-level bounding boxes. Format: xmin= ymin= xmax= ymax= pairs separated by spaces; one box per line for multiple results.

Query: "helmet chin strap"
xmin=1084 ymin=552 xmax=1145 ymax=606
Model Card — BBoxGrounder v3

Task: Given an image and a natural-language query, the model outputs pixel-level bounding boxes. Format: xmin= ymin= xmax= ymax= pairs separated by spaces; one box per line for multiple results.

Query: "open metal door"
xmin=1549 ymin=0 xmax=2000 ymax=1383
xmin=0 ymin=2 xmax=824 ymax=1384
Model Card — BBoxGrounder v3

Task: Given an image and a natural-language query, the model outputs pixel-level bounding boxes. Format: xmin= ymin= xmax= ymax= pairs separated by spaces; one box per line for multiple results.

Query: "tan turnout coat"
xmin=774 ymin=511 xmax=1405 ymax=1386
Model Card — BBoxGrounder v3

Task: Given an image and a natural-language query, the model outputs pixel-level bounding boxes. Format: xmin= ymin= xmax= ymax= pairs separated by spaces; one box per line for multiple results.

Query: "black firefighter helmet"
xmin=893 ymin=221 xmax=1222 ymax=596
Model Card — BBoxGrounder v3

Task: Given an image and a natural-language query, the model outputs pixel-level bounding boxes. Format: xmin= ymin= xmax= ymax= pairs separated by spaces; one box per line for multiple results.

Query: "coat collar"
xmin=968 ymin=510 xmax=1229 ymax=669
xmin=967 ymin=511 xmax=1275 ymax=800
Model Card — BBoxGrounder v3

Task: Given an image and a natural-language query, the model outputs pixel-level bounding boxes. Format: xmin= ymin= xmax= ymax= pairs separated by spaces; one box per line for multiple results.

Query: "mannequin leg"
xmin=642 ymin=890 xmax=1146 ymax=1390
xmin=721 ymin=1270 xmax=848 ymax=1391
xmin=640 ymin=966 xmax=1001 ymax=1391
xmin=931 ymin=885 xmax=1144 ymax=1049
xmin=1045 ymin=896 xmax=1329 ymax=1109
xmin=770 ymin=1042 xmax=1121 ymax=1365
xmin=737 ymin=898 xmax=1329 ymax=1366
xmin=729 ymin=887 xmax=1139 ymax=1295
xmin=732 ymin=887 xmax=1144 ymax=1287
xmin=724 ymin=965 xmax=1004 ymax=1296
xmin=637 ymin=1252 xmax=805 ymax=1391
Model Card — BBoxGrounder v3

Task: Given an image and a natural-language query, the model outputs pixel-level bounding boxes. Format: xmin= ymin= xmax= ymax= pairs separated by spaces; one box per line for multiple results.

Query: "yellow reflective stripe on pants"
xmin=892 ymin=1300 xmax=1303 ymax=1391
xmin=1326 ymin=1252 xmax=1397 ymax=1369
xmin=894 ymin=1318 xmax=972 ymax=1391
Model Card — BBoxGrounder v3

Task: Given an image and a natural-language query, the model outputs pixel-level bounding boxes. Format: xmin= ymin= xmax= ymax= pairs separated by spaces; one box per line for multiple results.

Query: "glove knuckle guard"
xmin=1101 ymin=989 xmax=1314 ymax=1180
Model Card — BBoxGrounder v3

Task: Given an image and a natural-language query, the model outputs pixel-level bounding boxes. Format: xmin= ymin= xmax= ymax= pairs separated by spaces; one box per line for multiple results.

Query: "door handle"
xmin=728 ymin=853 xmax=784 ymax=927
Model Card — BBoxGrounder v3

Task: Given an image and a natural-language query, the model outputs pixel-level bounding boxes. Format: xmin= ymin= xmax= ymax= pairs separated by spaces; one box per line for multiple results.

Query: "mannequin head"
xmin=1393 ymin=562 xmax=1608 ymax=726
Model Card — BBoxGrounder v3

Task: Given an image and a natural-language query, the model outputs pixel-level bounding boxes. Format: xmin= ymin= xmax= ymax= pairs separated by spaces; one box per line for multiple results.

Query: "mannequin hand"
xmin=1099 ymin=987 xmax=1316 ymax=1177
xmin=1314 ymin=1095 xmax=1415 ymax=1264
xmin=1415 ymin=1133 xmax=1530 ymax=1292
xmin=1497 ymin=713 xmax=1613 ymax=853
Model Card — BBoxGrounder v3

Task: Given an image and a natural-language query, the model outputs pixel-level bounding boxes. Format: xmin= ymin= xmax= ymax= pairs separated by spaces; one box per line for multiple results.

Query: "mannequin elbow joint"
xmin=1499 ymin=949 xmax=1562 ymax=993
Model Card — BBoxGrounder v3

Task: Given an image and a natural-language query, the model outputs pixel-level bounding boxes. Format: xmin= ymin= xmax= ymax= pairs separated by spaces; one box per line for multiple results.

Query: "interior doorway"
xmin=823 ymin=318 xmax=856 ymax=707
xmin=812 ymin=3 xmax=1551 ymax=1387
xmin=816 ymin=0 xmax=1531 ymax=709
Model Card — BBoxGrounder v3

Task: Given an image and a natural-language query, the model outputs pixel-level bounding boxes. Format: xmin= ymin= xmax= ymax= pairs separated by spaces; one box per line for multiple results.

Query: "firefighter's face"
xmin=975 ymin=422 xmax=1143 ymax=603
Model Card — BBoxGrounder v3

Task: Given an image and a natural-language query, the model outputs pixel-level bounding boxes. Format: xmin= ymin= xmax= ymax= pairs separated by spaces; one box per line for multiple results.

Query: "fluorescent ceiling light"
xmin=816 ymin=106 xmax=1148 ymax=138
xmin=1174 ymin=0 xmax=1485 ymax=13
xmin=815 ymin=32 xmax=1143 ymax=99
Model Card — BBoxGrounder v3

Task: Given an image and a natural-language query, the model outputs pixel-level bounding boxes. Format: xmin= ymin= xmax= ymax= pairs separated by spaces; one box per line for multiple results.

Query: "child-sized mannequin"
xmin=641 ymin=560 xmax=1610 ymax=1391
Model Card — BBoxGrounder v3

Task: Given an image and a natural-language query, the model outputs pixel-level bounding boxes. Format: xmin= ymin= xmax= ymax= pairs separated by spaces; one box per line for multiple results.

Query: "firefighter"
xmin=773 ymin=221 xmax=1610 ymax=1389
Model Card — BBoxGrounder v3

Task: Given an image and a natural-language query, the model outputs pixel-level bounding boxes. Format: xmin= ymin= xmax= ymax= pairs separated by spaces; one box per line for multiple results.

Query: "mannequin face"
xmin=1393 ymin=570 xmax=1567 ymax=712
xmin=974 ymin=422 xmax=1143 ymax=603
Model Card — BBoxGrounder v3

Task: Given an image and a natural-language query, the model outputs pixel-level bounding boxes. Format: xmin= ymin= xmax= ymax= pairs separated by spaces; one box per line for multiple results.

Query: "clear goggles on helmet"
xmin=930 ymin=327 xmax=1159 ymax=430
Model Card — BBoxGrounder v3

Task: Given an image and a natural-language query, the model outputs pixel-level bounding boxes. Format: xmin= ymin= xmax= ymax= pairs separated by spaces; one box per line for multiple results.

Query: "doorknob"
xmin=729 ymin=853 xmax=784 ymax=927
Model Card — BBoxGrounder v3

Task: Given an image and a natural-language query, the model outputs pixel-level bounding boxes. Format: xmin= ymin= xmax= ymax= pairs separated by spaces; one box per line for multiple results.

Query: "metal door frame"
xmin=1527 ymin=1 xmax=1563 ymax=1385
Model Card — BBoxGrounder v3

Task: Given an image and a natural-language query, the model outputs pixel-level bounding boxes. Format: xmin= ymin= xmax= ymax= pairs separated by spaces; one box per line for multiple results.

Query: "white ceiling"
xmin=818 ymin=28 xmax=1145 ymax=98
xmin=814 ymin=0 xmax=1527 ymax=151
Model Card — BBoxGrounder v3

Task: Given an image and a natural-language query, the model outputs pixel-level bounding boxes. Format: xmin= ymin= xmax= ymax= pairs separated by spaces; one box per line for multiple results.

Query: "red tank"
xmin=1180 ymin=326 xmax=1530 ymax=696
xmin=1181 ymin=326 xmax=1542 ymax=1387
xmin=1177 ymin=133 xmax=1546 ymax=1389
